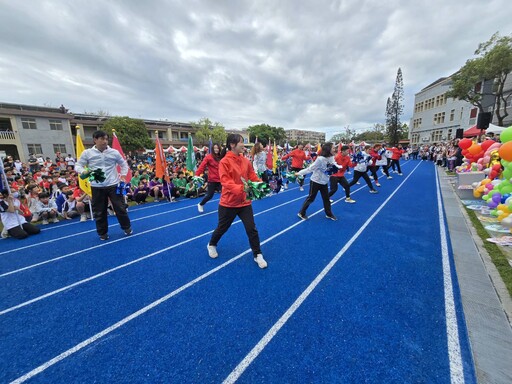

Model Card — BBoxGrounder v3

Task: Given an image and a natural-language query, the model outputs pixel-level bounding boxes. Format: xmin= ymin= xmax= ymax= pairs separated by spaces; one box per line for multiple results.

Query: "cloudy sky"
xmin=0 ymin=0 xmax=510 ymax=139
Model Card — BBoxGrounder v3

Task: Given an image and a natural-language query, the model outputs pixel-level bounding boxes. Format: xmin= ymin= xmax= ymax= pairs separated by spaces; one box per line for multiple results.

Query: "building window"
xmin=27 ymin=144 xmax=43 ymax=155
xmin=470 ymin=108 xmax=478 ymax=118
xmin=49 ymin=119 xmax=63 ymax=130
xmin=172 ymin=132 xmax=179 ymax=140
xmin=53 ymin=144 xmax=67 ymax=153
xmin=450 ymin=109 xmax=455 ymax=121
xmin=21 ymin=118 xmax=37 ymax=129
xmin=157 ymin=131 xmax=164 ymax=139
xmin=433 ymin=112 xmax=445 ymax=125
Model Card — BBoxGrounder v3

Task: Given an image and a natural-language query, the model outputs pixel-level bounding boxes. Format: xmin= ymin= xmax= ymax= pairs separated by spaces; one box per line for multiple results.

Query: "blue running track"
xmin=0 ymin=160 xmax=477 ymax=383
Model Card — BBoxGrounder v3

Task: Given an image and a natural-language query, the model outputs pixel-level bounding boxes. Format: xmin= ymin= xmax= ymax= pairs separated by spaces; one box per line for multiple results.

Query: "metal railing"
xmin=0 ymin=131 xmax=16 ymax=140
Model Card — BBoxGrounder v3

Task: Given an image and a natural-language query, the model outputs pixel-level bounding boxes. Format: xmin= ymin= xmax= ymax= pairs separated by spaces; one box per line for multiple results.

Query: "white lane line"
xmin=0 ymin=197 xmax=305 ymax=315
xmin=8 ymin=195 xmax=324 ymax=383
xmin=0 ymin=199 xmax=221 ymax=256
xmin=435 ymin=167 xmax=464 ymax=384
xmin=223 ymin=161 xmax=423 ymax=384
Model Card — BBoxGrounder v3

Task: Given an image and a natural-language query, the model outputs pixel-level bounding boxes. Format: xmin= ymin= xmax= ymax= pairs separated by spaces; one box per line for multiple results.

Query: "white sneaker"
xmin=1 ymin=228 xmax=9 ymax=238
xmin=329 ymin=199 xmax=334 ymax=203
xmin=42 ymin=220 xmax=49 ymax=225
xmin=52 ymin=218 xmax=59 ymax=223
xmin=80 ymin=214 xmax=87 ymax=222
xmin=254 ymin=254 xmax=268 ymax=269
xmin=299 ymin=186 xmax=304 ymax=191
xmin=207 ymin=244 xmax=218 ymax=258
xmin=387 ymin=176 xmax=393 ymax=179
xmin=197 ymin=203 xmax=204 ymax=213
xmin=284 ymin=184 xmax=288 ymax=189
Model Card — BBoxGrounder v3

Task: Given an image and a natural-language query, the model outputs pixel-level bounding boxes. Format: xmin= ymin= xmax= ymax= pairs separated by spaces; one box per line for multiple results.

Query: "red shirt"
xmin=282 ymin=149 xmax=311 ymax=169
xmin=195 ymin=154 xmax=221 ymax=182
xmin=331 ymin=153 xmax=353 ymax=177
xmin=219 ymin=151 xmax=260 ymax=208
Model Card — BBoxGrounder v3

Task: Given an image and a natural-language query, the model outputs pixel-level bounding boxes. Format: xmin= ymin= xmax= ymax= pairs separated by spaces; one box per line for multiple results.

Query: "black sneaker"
xmin=124 ymin=228 xmax=133 ymax=236
xmin=99 ymin=234 xmax=109 ymax=241
xmin=297 ymin=212 xmax=308 ymax=220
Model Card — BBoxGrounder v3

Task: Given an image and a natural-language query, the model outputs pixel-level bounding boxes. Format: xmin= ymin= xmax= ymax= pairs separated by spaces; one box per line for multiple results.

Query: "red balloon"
xmin=481 ymin=140 xmax=495 ymax=151
xmin=459 ymin=138 xmax=473 ymax=149
xmin=461 ymin=149 xmax=468 ymax=156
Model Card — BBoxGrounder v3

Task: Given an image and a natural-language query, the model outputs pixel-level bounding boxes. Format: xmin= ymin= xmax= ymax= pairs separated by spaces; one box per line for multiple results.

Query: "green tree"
xmin=447 ymin=32 xmax=512 ymax=126
xmin=330 ymin=125 xmax=356 ymax=143
xmin=102 ymin=116 xmax=153 ymax=152
xmin=246 ymin=124 xmax=286 ymax=145
xmin=386 ymin=68 xmax=404 ymax=146
xmin=191 ymin=118 xmax=227 ymax=146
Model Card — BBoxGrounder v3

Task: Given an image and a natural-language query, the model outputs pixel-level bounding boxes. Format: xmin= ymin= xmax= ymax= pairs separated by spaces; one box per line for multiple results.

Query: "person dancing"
xmin=251 ymin=142 xmax=269 ymax=183
xmin=328 ymin=145 xmax=356 ymax=203
xmin=282 ymin=143 xmax=310 ymax=191
xmin=207 ymin=134 xmax=267 ymax=269
xmin=196 ymin=143 xmax=222 ymax=213
xmin=296 ymin=142 xmax=339 ymax=221
xmin=348 ymin=145 xmax=378 ymax=194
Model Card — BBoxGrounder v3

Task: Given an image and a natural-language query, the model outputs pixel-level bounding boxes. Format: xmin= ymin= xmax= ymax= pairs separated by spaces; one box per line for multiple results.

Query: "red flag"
xmin=155 ymin=137 xmax=170 ymax=182
xmin=112 ymin=131 xmax=132 ymax=183
xmin=266 ymin=143 xmax=273 ymax=169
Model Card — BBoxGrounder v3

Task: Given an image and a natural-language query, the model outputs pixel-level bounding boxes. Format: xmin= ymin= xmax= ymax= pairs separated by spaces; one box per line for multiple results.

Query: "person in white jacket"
xmin=296 ymin=142 xmax=340 ymax=221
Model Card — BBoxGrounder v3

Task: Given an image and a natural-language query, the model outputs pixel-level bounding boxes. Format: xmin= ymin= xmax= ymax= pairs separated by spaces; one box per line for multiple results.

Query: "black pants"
xmin=91 ymin=185 xmax=131 ymax=236
xmin=209 ymin=204 xmax=261 ymax=256
xmin=329 ymin=176 xmax=351 ymax=199
xmin=369 ymin=165 xmax=390 ymax=180
xmin=349 ymin=170 xmax=375 ymax=191
xmin=200 ymin=181 xmax=221 ymax=206
xmin=8 ymin=223 xmax=41 ymax=239
xmin=390 ymin=159 xmax=402 ymax=174
xmin=299 ymin=181 xmax=333 ymax=216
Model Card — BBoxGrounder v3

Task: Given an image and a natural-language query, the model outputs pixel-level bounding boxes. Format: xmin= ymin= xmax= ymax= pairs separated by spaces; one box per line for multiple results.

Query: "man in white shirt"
xmin=75 ymin=130 xmax=132 ymax=240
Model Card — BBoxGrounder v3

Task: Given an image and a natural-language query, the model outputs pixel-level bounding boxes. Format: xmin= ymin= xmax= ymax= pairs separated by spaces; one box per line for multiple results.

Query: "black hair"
xmin=221 ymin=134 xmax=244 ymax=157
xmin=38 ymin=192 xmax=50 ymax=199
xmin=1 ymin=189 xmax=9 ymax=196
xmin=319 ymin=142 xmax=333 ymax=157
xmin=211 ymin=143 xmax=222 ymax=161
xmin=341 ymin=145 xmax=349 ymax=151
xmin=92 ymin=130 xmax=108 ymax=140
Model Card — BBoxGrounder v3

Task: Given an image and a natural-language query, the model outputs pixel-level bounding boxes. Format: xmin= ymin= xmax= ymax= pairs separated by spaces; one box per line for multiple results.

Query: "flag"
xmin=255 ymin=136 xmax=258 ymax=144
xmin=266 ymin=143 xmax=273 ymax=169
xmin=272 ymin=140 xmax=278 ymax=172
xmin=186 ymin=134 xmax=196 ymax=173
xmin=76 ymin=127 xmax=92 ymax=196
xmin=316 ymin=143 xmax=322 ymax=153
xmin=208 ymin=136 xmax=213 ymax=154
xmin=155 ymin=137 xmax=170 ymax=182
xmin=111 ymin=131 xmax=132 ymax=183
xmin=285 ymin=142 xmax=290 ymax=153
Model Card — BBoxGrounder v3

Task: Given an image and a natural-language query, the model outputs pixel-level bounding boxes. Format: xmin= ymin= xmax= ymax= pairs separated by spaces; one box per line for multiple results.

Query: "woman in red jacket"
xmin=195 ymin=143 xmax=221 ymax=213
xmin=207 ymin=134 xmax=267 ymax=269
xmin=329 ymin=145 xmax=356 ymax=203
xmin=282 ymin=143 xmax=311 ymax=191
xmin=390 ymin=144 xmax=405 ymax=175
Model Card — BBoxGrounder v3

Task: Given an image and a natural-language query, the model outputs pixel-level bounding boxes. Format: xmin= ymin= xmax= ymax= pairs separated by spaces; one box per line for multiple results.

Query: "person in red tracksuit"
xmin=368 ymin=143 xmax=391 ymax=187
xmin=207 ymin=134 xmax=268 ymax=269
xmin=282 ymin=143 xmax=311 ymax=191
xmin=195 ymin=143 xmax=222 ymax=213
xmin=328 ymin=145 xmax=356 ymax=203
xmin=390 ymin=144 xmax=405 ymax=175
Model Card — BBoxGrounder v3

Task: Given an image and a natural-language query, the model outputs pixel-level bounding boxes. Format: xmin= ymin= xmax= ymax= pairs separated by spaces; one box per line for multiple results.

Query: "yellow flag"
xmin=76 ymin=127 xmax=92 ymax=196
xmin=273 ymin=141 xmax=278 ymax=173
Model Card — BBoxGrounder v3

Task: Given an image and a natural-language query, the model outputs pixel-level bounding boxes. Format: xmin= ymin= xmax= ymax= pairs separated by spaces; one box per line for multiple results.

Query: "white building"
xmin=409 ymin=77 xmax=473 ymax=145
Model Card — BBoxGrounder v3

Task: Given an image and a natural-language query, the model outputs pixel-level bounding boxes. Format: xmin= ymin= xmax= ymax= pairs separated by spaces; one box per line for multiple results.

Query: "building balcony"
xmin=0 ymin=130 xmax=16 ymax=142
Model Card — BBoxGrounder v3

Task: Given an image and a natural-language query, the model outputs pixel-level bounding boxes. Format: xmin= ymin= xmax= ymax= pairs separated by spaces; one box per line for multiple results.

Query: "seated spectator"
xmin=0 ymin=189 xmax=41 ymax=239
xmin=132 ymin=181 xmax=150 ymax=204
xmin=55 ymin=182 xmax=71 ymax=214
xmin=174 ymin=171 xmax=187 ymax=195
xmin=148 ymin=176 xmax=164 ymax=202
xmin=185 ymin=176 xmax=202 ymax=198
xmin=25 ymin=184 xmax=41 ymax=222
xmin=62 ymin=188 xmax=91 ymax=221
xmin=35 ymin=192 xmax=59 ymax=224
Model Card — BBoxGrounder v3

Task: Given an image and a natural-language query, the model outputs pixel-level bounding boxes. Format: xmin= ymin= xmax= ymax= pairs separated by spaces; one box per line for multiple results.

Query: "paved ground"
xmin=441 ymin=174 xmax=512 ymax=383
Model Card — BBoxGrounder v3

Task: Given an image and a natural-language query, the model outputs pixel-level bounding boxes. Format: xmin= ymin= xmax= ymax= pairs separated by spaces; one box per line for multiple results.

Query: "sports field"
xmin=0 ymin=160 xmax=476 ymax=383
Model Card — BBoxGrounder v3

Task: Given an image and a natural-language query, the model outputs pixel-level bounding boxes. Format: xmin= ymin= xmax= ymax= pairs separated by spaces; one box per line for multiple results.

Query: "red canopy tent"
xmin=179 ymin=146 xmax=187 ymax=152
xmin=463 ymin=125 xmax=485 ymax=138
